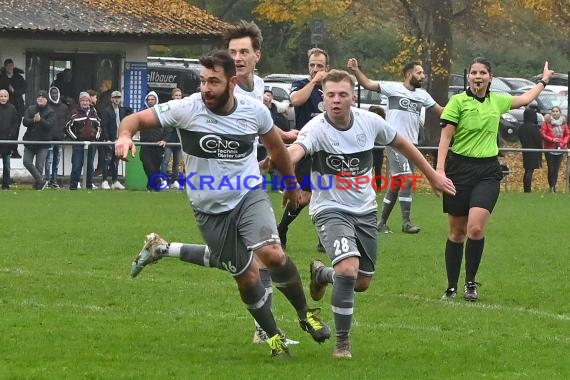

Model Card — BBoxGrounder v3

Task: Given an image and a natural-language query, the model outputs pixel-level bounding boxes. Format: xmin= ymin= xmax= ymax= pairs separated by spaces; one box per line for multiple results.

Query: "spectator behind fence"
xmin=160 ymin=88 xmax=183 ymax=190
xmin=262 ymin=89 xmax=290 ymax=131
xmin=100 ymin=90 xmax=131 ymax=190
xmin=139 ymin=91 xmax=165 ymax=191
xmin=0 ymin=58 xmax=26 ymax=158
xmin=540 ymin=106 xmax=569 ymax=193
xmin=22 ymin=90 xmax=56 ymax=190
xmin=44 ymin=86 xmax=70 ymax=189
xmin=65 ymin=91 xmax=101 ymax=190
xmin=51 ymin=68 xmax=75 ymax=108
xmin=0 ymin=89 xmax=20 ymax=190
xmin=518 ymin=107 xmax=542 ymax=193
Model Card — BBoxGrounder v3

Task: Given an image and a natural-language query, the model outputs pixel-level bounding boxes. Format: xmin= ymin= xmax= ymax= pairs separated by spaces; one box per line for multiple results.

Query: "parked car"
xmin=498 ymin=77 xmax=535 ymax=91
xmin=501 ymin=106 xmax=545 ymax=143
xmin=263 ymin=81 xmax=296 ymax=130
xmin=512 ymin=86 xmax=568 ymax=117
xmin=147 ymin=56 xmax=200 ymax=103
xmin=529 ymin=72 xmax=568 ymax=87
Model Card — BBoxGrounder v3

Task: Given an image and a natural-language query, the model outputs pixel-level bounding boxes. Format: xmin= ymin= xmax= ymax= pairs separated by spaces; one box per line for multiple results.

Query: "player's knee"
xmin=256 ymin=244 xmax=286 ymax=268
xmin=333 ymin=257 xmax=359 ymax=278
xmin=467 ymin=224 xmax=485 ymax=239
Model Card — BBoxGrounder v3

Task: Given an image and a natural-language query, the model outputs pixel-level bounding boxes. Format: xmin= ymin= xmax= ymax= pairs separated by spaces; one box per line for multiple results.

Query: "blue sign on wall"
xmin=124 ymin=62 xmax=147 ymax=112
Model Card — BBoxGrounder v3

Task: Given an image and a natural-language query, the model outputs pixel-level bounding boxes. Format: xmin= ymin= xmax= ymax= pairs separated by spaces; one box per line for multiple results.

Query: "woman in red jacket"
xmin=540 ymin=106 xmax=569 ymax=192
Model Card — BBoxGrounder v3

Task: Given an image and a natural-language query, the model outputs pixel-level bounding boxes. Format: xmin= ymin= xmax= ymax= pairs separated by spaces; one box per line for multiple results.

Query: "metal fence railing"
xmin=1 ymin=140 xmax=569 ymax=192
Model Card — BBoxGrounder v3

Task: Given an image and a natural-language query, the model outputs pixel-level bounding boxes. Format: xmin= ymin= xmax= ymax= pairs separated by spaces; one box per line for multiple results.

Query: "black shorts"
xmin=443 ymin=152 xmax=503 ymax=216
xmin=295 ymin=156 xmax=313 ymax=192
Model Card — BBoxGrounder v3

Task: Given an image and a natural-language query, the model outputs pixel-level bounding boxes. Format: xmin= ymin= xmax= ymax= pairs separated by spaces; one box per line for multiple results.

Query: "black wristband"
xmin=538 ymin=79 xmax=548 ymax=87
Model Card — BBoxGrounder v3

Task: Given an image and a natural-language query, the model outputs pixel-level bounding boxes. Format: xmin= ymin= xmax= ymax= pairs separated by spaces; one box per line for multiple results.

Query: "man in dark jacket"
xmin=22 ymin=90 xmax=56 ymax=190
xmin=0 ymin=89 xmax=20 ymax=189
xmin=518 ymin=107 xmax=543 ymax=192
xmin=0 ymin=58 xmax=26 ymax=158
xmin=0 ymin=59 xmax=25 ymax=119
xmin=65 ymin=91 xmax=101 ymax=190
xmin=100 ymin=90 xmax=132 ymax=190
xmin=44 ymin=86 xmax=70 ymax=188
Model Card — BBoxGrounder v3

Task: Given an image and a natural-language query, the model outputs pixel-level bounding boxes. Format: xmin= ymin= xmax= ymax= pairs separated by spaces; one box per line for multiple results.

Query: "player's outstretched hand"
xmin=115 ymin=136 xmax=136 ymax=161
xmin=281 ymin=129 xmax=299 ymax=144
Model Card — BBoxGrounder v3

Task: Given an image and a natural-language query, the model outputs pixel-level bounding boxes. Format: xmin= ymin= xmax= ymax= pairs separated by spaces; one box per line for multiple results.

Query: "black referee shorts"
xmin=443 ymin=152 xmax=503 ymax=216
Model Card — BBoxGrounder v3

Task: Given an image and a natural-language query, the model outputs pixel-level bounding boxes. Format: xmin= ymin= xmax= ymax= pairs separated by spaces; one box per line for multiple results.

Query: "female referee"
xmin=437 ymin=57 xmax=554 ymax=301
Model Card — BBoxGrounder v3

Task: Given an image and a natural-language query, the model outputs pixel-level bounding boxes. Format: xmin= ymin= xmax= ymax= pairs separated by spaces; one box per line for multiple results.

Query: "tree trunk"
xmin=424 ymin=0 xmax=453 ymax=147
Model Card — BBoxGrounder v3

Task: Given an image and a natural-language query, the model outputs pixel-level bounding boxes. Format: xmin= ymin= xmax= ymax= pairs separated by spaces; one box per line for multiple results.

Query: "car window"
xmin=449 ymin=74 xmax=466 ymax=87
xmin=266 ymin=85 xmax=290 ymax=103
xmin=539 ymin=93 xmax=568 ymax=111
xmin=490 ymin=78 xmax=512 ymax=93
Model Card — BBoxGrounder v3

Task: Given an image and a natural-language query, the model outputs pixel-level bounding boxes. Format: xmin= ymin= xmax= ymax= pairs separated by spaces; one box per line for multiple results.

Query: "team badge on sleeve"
xmin=158 ymin=103 xmax=170 ymax=113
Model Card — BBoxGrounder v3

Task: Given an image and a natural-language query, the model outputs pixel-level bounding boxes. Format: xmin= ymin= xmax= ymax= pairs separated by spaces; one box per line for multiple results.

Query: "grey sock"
xmin=240 ymin=281 xmax=278 ymax=337
xmin=331 ymin=275 xmax=356 ymax=341
xmin=399 ymin=187 xmax=412 ymax=223
xmin=176 ymin=244 xmax=211 ymax=267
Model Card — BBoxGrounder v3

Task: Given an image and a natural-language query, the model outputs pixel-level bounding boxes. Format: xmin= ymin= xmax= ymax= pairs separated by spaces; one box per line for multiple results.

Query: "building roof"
xmin=0 ymin=0 xmax=229 ymax=43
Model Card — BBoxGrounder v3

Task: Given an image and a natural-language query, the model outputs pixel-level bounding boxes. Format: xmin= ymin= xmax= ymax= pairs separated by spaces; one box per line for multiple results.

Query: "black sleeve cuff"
xmin=440 ymin=119 xmax=457 ymax=128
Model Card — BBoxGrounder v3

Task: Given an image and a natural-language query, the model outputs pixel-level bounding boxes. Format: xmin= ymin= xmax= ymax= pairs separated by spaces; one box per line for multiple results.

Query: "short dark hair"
xmin=3 ymin=58 xmax=14 ymax=66
xmin=223 ymin=20 xmax=263 ymax=51
xmin=199 ymin=51 xmax=237 ymax=78
xmin=264 ymin=89 xmax=273 ymax=94
xmin=403 ymin=61 xmax=421 ymax=76
xmin=368 ymin=105 xmax=386 ymax=119
xmin=87 ymin=89 xmax=97 ymax=97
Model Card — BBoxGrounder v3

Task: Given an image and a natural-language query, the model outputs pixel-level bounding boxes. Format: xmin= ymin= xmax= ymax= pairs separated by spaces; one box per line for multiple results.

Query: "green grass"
xmin=1 ymin=190 xmax=569 ymax=379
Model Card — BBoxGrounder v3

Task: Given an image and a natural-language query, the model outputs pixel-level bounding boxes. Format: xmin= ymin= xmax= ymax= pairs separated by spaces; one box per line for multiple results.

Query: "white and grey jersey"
xmin=235 ymin=75 xmax=265 ymax=101
xmin=376 ymin=81 xmax=436 ymax=144
xmin=154 ymin=92 xmax=273 ymax=214
xmin=234 ymin=75 xmax=265 ymax=152
xmin=295 ymin=107 xmax=397 ymax=216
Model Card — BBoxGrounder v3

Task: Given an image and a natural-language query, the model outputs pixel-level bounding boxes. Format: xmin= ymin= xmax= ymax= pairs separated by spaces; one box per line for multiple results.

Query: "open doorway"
xmin=25 ymin=52 xmax=121 ymax=112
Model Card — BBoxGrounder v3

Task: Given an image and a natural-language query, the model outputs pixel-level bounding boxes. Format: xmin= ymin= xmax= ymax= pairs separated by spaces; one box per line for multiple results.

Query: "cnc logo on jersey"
xmin=179 ymin=130 xmax=255 ymax=159
xmin=157 ymin=103 xmax=170 ymax=113
xmin=397 ymin=97 xmax=421 ymax=114
xmin=314 ymin=150 xmax=372 ymax=177
xmin=389 ymin=97 xmax=422 ymax=114
xmin=325 ymin=155 xmax=361 ymax=176
xmin=200 ymin=135 xmax=241 ymax=155
xmin=356 ymin=133 xmax=366 ymax=147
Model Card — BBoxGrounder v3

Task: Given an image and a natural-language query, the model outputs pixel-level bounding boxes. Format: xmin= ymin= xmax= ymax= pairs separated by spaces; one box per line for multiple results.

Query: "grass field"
xmin=1 ymin=190 xmax=569 ymax=379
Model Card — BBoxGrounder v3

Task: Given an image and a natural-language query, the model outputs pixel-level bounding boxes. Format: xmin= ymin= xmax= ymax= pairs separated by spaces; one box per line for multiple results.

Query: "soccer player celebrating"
xmin=268 ymin=69 xmax=455 ymax=358
xmin=115 ymin=51 xmax=330 ymax=358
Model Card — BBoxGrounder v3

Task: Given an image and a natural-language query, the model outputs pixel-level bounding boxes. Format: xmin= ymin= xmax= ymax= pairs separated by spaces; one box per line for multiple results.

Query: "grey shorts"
xmin=193 ymin=189 xmax=280 ymax=276
xmin=386 ymin=146 xmax=415 ymax=176
xmin=313 ymin=209 xmax=378 ymax=276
